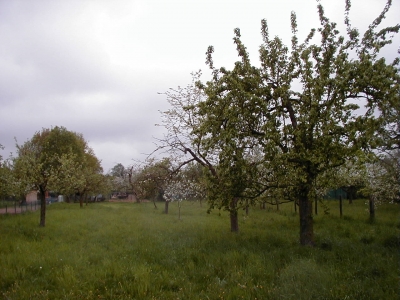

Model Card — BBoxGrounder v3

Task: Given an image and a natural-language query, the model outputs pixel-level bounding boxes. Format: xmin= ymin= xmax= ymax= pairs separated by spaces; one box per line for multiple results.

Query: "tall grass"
xmin=0 ymin=200 xmax=399 ymax=299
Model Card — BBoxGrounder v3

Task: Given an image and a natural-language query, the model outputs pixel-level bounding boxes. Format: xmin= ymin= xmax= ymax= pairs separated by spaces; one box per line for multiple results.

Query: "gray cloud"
xmin=1 ymin=0 xmax=399 ymax=172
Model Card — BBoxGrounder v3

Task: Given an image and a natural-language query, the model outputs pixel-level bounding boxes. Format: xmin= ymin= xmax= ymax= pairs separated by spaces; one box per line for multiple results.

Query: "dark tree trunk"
xmin=276 ymin=198 xmax=280 ymax=211
xmin=314 ymin=198 xmax=318 ymax=215
xmin=299 ymin=186 xmax=314 ymax=246
xmin=260 ymin=201 xmax=265 ymax=209
xmin=164 ymin=200 xmax=169 ymax=214
xmin=230 ymin=198 xmax=239 ymax=233
xmin=339 ymin=195 xmax=343 ymax=218
xmin=39 ymin=185 xmax=46 ymax=227
xmin=369 ymin=197 xmax=375 ymax=222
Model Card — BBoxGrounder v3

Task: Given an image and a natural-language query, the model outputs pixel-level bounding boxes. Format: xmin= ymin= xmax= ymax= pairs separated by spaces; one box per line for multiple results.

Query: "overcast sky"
xmin=0 ymin=0 xmax=399 ymax=172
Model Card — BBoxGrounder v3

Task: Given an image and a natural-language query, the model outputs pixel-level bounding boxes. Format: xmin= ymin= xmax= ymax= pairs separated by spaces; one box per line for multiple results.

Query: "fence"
xmin=0 ymin=200 xmax=41 ymax=214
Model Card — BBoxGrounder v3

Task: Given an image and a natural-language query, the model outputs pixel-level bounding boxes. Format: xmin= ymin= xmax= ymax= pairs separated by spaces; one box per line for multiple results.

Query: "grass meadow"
xmin=0 ymin=199 xmax=399 ymax=299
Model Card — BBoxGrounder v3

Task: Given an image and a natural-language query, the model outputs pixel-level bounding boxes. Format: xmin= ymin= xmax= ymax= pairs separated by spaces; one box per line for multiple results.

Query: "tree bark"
xmin=230 ymin=198 xmax=239 ymax=233
xmin=164 ymin=200 xmax=169 ymax=214
xmin=299 ymin=186 xmax=314 ymax=246
xmin=39 ymin=185 xmax=46 ymax=227
xmin=339 ymin=195 xmax=343 ymax=218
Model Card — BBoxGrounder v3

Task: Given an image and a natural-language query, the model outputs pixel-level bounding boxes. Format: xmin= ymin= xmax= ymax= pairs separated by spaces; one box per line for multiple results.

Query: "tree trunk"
xmin=339 ymin=195 xmax=343 ymax=218
xmin=299 ymin=186 xmax=314 ymax=246
xmin=314 ymin=198 xmax=318 ymax=215
xmin=164 ymin=200 xmax=169 ymax=214
xmin=39 ymin=185 xmax=46 ymax=227
xmin=276 ymin=198 xmax=280 ymax=211
xmin=369 ymin=196 xmax=375 ymax=222
xmin=261 ymin=201 xmax=266 ymax=210
xmin=230 ymin=198 xmax=239 ymax=233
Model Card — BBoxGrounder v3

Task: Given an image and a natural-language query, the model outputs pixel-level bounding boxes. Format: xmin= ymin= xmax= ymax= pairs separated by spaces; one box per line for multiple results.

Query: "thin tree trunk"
xmin=314 ymin=198 xmax=318 ymax=215
xmin=230 ymin=198 xmax=239 ymax=233
xmin=339 ymin=195 xmax=343 ymax=218
xmin=276 ymin=198 xmax=280 ymax=211
xmin=39 ymin=185 xmax=46 ymax=227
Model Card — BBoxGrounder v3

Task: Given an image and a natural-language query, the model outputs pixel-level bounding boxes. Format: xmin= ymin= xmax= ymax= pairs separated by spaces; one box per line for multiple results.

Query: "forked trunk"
xmin=230 ymin=197 xmax=239 ymax=233
xmin=299 ymin=187 xmax=314 ymax=246
xmin=39 ymin=185 xmax=46 ymax=227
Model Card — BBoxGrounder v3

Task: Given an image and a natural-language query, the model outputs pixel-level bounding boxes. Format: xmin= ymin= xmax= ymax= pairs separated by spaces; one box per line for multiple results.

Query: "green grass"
xmin=0 ymin=200 xmax=399 ymax=299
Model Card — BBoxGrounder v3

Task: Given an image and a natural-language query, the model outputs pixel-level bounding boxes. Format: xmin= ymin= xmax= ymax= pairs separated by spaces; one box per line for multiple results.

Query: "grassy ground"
xmin=0 ymin=200 xmax=399 ymax=299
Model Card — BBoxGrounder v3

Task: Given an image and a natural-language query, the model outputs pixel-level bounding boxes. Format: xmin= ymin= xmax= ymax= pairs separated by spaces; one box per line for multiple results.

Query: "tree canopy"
xmin=159 ymin=0 xmax=399 ymax=245
xmin=13 ymin=126 xmax=102 ymax=226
